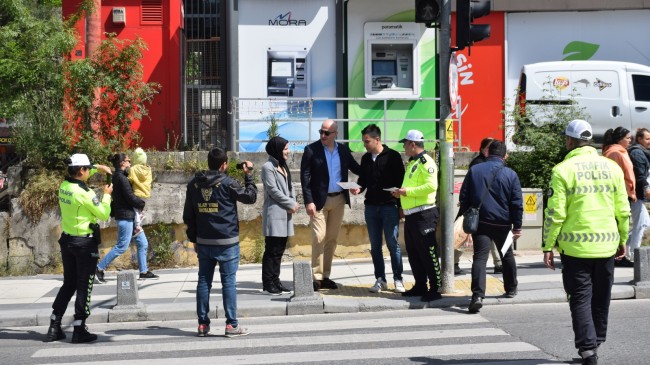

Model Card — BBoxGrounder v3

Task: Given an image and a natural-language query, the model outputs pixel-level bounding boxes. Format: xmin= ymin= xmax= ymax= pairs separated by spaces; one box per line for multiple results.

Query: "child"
xmin=128 ymin=147 xmax=152 ymax=237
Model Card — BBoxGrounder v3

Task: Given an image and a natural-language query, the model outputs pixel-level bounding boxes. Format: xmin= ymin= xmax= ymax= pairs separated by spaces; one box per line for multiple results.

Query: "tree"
xmin=0 ymin=0 xmax=76 ymax=168
xmin=64 ymin=33 xmax=160 ymax=152
xmin=505 ymin=80 xmax=589 ymax=195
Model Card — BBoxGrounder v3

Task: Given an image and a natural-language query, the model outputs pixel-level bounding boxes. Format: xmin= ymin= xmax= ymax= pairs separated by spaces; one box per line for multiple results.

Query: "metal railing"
xmin=230 ymin=96 xmax=463 ymax=152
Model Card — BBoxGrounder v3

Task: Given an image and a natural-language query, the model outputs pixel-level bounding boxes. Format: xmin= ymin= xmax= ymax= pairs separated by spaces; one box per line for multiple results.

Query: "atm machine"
xmin=363 ymin=22 xmax=422 ymax=99
xmin=267 ymin=48 xmax=310 ymax=97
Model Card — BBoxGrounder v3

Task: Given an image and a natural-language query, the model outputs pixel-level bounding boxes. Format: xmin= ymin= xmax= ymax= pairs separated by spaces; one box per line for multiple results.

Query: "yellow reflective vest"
xmin=59 ymin=176 xmax=112 ymax=236
xmin=542 ymin=146 xmax=630 ymax=258
xmin=400 ymin=152 xmax=437 ymax=211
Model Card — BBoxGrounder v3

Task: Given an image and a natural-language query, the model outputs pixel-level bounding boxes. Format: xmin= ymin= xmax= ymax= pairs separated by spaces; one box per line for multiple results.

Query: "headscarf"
xmin=265 ymin=136 xmax=291 ymax=188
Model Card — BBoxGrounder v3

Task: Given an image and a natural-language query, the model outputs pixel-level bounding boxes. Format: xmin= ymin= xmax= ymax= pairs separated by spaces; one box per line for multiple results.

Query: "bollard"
xmin=634 ymin=247 xmax=650 ymax=299
xmin=287 ymin=261 xmax=323 ymax=315
xmin=108 ymin=270 xmax=148 ymax=322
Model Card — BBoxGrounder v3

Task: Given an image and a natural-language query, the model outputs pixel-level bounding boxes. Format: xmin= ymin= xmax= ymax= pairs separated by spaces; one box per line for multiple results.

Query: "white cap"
xmin=69 ymin=153 xmax=92 ymax=167
xmin=399 ymin=129 xmax=425 ymax=143
xmin=564 ymin=119 xmax=593 ymax=141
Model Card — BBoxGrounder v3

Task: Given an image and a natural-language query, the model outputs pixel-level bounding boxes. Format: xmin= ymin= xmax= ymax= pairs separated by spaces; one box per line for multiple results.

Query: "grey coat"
xmin=261 ymin=156 xmax=296 ymax=237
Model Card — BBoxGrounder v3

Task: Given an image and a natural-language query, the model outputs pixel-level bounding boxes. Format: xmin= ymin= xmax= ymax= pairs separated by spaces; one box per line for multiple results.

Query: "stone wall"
xmin=2 ymin=151 xmax=647 ymax=275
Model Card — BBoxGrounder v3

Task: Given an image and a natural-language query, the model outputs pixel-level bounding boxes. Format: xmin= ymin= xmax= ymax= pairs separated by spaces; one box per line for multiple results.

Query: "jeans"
xmin=471 ymin=223 xmax=517 ymax=298
xmin=365 ymin=204 xmax=402 ymax=281
xmin=628 ymin=200 xmax=650 ymax=260
xmin=52 ymin=238 xmax=99 ymax=320
xmin=560 ymin=254 xmax=615 ymax=352
xmin=98 ymin=219 xmax=149 ymax=273
xmin=196 ymin=243 xmax=240 ymax=327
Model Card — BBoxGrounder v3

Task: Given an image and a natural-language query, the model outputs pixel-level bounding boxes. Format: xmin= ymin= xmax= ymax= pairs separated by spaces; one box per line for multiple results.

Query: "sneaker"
xmin=320 ymin=278 xmax=338 ymax=290
xmin=197 ymin=324 xmax=210 ymax=337
xmin=95 ymin=268 xmax=106 ymax=284
xmin=505 ymin=288 xmax=518 ymax=298
xmin=421 ymin=290 xmax=443 ymax=302
xmin=468 ymin=296 xmax=483 ymax=313
xmin=454 ymin=264 xmax=466 ymax=275
xmin=225 ymin=324 xmax=250 ymax=338
xmin=369 ymin=278 xmax=387 ymax=293
xmin=274 ymin=281 xmax=291 ymax=293
xmin=139 ymin=271 xmax=159 ymax=280
xmin=263 ymin=284 xmax=282 ymax=296
xmin=132 ymin=227 xmax=143 ymax=238
xmin=394 ymin=280 xmax=406 ymax=293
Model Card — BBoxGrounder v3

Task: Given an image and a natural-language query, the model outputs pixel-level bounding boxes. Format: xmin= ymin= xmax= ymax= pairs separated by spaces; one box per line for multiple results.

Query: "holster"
xmin=89 ymin=223 xmax=102 ymax=246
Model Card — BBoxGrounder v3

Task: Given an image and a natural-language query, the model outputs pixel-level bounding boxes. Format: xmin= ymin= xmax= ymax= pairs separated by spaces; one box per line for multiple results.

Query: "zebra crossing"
xmin=30 ymin=310 xmax=563 ymax=365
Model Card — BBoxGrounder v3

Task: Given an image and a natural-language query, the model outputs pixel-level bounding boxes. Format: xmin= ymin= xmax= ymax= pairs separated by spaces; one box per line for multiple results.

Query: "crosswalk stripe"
xmin=36 ymin=342 xmax=541 ymax=365
xmin=44 ymin=314 xmax=488 ymax=343
xmin=33 ymin=327 xmax=508 ymax=358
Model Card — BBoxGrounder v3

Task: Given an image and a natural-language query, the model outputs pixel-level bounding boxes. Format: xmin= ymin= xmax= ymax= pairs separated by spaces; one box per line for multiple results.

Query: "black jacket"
xmin=111 ymin=169 xmax=145 ymax=220
xmin=300 ymin=141 xmax=361 ymax=211
xmin=459 ymin=156 xmax=523 ymax=229
xmin=357 ymin=145 xmax=405 ymax=206
xmin=628 ymin=143 xmax=650 ymax=200
xmin=182 ymin=170 xmax=257 ymax=246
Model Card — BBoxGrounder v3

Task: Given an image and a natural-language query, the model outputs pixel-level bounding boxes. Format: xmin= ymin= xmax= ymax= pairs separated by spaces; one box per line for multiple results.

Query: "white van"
xmin=517 ymin=61 xmax=650 ymax=141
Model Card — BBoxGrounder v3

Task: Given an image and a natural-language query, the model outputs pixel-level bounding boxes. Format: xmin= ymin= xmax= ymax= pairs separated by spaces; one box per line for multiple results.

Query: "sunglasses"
xmin=319 ymin=129 xmax=335 ymax=136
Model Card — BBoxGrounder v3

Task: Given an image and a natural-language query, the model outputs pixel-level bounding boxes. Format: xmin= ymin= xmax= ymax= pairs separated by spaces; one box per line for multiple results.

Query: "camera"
xmin=236 ymin=162 xmax=252 ymax=171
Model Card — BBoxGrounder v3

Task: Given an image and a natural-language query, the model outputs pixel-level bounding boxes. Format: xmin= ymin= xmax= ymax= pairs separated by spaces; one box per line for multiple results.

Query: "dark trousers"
xmin=471 ymin=223 xmax=517 ymax=298
xmin=52 ymin=237 xmax=99 ymax=320
xmin=404 ymin=208 xmax=441 ymax=292
xmin=560 ymin=253 xmax=615 ymax=352
xmin=262 ymin=236 xmax=288 ymax=286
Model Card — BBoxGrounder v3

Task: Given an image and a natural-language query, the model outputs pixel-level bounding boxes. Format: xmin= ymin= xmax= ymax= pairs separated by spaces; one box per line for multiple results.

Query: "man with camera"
xmin=183 ymin=148 xmax=257 ymax=338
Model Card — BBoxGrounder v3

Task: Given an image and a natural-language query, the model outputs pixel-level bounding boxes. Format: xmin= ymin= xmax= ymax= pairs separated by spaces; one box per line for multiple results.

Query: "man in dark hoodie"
xmin=183 ymin=148 xmax=257 ymax=338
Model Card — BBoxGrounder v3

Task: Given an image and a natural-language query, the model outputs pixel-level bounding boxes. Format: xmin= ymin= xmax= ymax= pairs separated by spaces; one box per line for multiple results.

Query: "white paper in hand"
xmin=382 ymin=187 xmax=398 ymax=192
xmin=337 ymin=181 xmax=361 ymax=190
xmin=501 ymin=231 xmax=514 ymax=256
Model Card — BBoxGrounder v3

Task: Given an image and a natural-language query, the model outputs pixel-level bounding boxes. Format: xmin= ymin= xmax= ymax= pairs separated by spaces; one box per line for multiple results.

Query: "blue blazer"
xmin=300 ymin=141 xmax=361 ymax=211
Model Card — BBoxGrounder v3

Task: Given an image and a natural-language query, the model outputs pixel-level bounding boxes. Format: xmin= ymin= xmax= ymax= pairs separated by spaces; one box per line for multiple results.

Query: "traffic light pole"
xmin=438 ymin=0 xmax=455 ymax=294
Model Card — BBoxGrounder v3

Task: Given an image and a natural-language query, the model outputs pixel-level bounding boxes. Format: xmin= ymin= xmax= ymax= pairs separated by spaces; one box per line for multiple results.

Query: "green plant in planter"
xmin=147 ymin=223 xmax=176 ymax=268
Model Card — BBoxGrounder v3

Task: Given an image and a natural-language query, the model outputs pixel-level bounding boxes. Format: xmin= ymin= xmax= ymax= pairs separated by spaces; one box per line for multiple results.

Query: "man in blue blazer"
xmin=300 ymin=119 xmax=361 ymax=290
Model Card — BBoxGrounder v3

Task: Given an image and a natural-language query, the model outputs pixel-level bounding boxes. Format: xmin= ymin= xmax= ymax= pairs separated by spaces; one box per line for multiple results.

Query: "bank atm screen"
xmin=271 ymin=61 xmax=293 ymax=77
xmin=372 ymin=60 xmax=397 ymax=76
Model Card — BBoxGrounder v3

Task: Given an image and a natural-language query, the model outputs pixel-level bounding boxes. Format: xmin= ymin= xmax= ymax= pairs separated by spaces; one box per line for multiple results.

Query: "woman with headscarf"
xmin=261 ymin=136 xmax=299 ymax=295
xmin=603 ymin=126 xmax=636 ymax=267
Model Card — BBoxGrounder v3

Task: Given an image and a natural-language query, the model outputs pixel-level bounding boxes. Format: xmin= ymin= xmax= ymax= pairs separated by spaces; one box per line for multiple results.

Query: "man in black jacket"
xmin=183 ymin=148 xmax=257 ymax=338
xmin=459 ymin=140 xmax=523 ymax=313
xmin=300 ymin=119 xmax=361 ymax=290
xmin=352 ymin=124 xmax=406 ymax=293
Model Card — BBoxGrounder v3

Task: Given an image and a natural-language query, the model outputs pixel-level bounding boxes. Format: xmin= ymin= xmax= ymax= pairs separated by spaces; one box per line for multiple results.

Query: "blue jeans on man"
xmin=365 ymin=204 xmax=403 ymax=281
xmin=196 ymin=243 xmax=240 ymax=327
xmin=97 ymin=219 xmax=148 ymax=273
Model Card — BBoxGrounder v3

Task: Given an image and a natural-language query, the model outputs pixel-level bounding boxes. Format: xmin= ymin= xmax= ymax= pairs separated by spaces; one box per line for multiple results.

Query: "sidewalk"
xmin=0 ymin=251 xmax=637 ymax=328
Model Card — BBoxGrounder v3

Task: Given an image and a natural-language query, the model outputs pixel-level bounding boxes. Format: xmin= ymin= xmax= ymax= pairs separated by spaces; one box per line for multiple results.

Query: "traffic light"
xmin=456 ymin=0 xmax=491 ymax=51
xmin=415 ymin=0 xmax=441 ymax=28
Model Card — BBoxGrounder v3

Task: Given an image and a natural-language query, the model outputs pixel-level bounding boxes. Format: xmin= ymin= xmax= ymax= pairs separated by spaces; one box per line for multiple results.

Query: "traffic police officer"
xmin=392 ymin=130 xmax=442 ymax=302
xmin=46 ymin=154 xmax=112 ymax=344
xmin=542 ymin=120 xmax=630 ymax=365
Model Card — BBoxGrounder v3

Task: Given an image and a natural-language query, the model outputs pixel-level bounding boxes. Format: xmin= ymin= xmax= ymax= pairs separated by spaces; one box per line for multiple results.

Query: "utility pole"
xmin=437 ymin=0 xmax=454 ymax=294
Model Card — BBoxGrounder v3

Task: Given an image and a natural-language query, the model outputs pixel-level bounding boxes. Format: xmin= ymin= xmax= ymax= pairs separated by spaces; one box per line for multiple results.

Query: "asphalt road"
xmin=0 ymin=299 xmax=647 ymax=364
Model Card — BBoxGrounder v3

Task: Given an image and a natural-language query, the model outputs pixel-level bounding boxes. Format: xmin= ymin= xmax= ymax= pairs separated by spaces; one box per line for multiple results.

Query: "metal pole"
xmin=438 ymin=0 xmax=455 ymax=294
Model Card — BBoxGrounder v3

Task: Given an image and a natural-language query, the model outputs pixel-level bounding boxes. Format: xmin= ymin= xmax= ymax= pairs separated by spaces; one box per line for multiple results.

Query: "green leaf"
xmin=562 ymin=41 xmax=600 ymax=61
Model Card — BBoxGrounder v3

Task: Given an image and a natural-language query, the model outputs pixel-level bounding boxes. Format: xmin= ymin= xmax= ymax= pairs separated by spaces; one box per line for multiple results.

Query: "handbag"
xmin=462 ymin=165 xmax=505 ymax=234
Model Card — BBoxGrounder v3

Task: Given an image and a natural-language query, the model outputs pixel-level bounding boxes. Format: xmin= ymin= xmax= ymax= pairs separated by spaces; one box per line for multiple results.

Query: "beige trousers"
xmin=310 ymin=194 xmax=345 ymax=280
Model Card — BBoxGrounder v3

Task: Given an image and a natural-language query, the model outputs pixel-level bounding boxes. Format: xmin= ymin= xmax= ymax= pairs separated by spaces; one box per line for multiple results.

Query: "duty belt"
xmin=403 ymin=204 xmax=435 ymax=216
xmin=62 ymin=232 xmax=93 ymax=238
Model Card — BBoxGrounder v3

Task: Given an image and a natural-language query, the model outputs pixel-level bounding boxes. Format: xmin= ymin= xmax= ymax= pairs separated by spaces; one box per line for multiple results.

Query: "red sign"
xmin=451 ymin=12 xmax=505 ymax=151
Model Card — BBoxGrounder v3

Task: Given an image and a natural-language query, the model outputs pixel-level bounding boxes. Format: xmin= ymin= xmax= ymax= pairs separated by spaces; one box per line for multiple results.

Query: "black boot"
xmin=71 ymin=319 xmax=98 ymax=344
xmin=44 ymin=314 xmax=66 ymax=342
